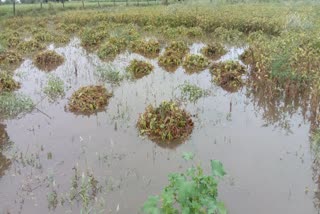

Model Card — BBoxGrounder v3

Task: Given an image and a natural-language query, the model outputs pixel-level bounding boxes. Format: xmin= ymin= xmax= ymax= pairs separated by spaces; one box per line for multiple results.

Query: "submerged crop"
xmin=33 ymin=50 xmax=65 ymax=72
xmin=137 ymin=101 xmax=194 ymax=144
xmin=126 ymin=59 xmax=153 ymax=79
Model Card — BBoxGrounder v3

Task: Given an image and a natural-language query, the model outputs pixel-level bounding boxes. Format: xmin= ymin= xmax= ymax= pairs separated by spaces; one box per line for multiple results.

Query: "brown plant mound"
xmin=33 ymin=50 xmax=65 ymax=72
xmin=68 ymin=86 xmax=112 ymax=114
xmin=137 ymin=101 xmax=194 ymax=145
xmin=210 ymin=61 xmax=246 ymax=93
xmin=0 ymin=72 xmax=20 ymax=92
xmin=0 ymin=51 xmax=22 ymax=69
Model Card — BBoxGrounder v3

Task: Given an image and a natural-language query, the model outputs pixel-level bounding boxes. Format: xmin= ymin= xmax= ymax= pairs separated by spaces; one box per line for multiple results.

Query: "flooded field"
xmin=0 ymin=36 xmax=319 ymax=214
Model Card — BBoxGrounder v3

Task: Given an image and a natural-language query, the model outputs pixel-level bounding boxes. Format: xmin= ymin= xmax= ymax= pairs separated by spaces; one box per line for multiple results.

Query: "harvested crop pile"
xmin=33 ymin=50 xmax=64 ymax=72
xmin=0 ymin=72 xmax=20 ymax=92
xmin=130 ymin=39 xmax=160 ymax=58
xmin=210 ymin=61 xmax=246 ymax=93
xmin=137 ymin=101 xmax=194 ymax=143
xmin=0 ymin=51 xmax=22 ymax=68
xmin=201 ymin=43 xmax=226 ymax=59
xmin=126 ymin=59 xmax=153 ymax=79
xmin=183 ymin=54 xmax=209 ymax=73
xmin=68 ymin=86 xmax=112 ymax=114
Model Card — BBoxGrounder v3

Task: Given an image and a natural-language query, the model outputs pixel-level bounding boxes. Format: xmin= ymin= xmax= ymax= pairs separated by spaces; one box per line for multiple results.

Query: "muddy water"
xmin=0 ymin=38 xmax=318 ymax=214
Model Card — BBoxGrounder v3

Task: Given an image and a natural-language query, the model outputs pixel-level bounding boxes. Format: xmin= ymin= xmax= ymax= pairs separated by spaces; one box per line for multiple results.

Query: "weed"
xmin=97 ymin=42 xmax=121 ymax=60
xmin=201 ymin=43 xmax=226 ymax=59
xmin=34 ymin=31 xmax=53 ymax=43
xmin=179 ymin=82 xmax=209 ymax=103
xmin=0 ymin=72 xmax=20 ymax=92
xmin=142 ymin=155 xmax=226 ymax=214
xmin=127 ymin=59 xmax=153 ymax=79
xmin=95 ymin=64 xmax=124 ymax=84
xmin=211 ymin=61 xmax=246 ymax=93
xmin=44 ymin=75 xmax=65 ymax=99
xmin=81 ymin=28 xmax=108 ymax=49
xmin=183 ymin=54 xmax=209 ymax=73
xmin=137 ymin=101 xmax=194 ymax=143
xmin=68 ymin=86 xmax=112 ymax=114
xmin=0 ymin=92 xmax=34 ymax=119
xmin=166 ymin=41 xmax=189 ymax=58
xmin=33 ymin=50 xmax=65 ymax=72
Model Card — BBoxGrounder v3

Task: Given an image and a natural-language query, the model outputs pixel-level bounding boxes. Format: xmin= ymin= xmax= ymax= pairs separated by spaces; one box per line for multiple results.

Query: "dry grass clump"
xmin=183 ymin=54 xmax=209 ymax=73
xmin=210 ymin=61 xmax=246 ymax=93
xmin=33 ymin=50 xmax=65 ymax=72
xmin=68 ymin=86 xmax=112 ymax=114
xmin=201 ymin=43 xmax=227 ymax=59
xmin=137 ymin=101 xmax=194 ymax=143
xmin=0 ymin=72 xmax=20 ymax=92
xmin=126 ymin=59 xmax=154 ymax=79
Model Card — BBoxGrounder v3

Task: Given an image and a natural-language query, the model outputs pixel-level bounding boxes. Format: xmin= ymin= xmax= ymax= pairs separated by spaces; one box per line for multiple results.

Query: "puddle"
xmin=0 ymin=39 xmax=318 ymax=214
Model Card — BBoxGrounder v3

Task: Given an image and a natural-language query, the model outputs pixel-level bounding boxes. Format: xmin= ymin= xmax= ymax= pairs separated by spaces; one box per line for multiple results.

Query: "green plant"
xmin=183 ymin=54 xmax=209 ymax=73
xmin=68 ymin=86 xmax=112 ymax=114
xmin=44 ymin=75 xmax=65 ymax=99
xmin=80 ymin=28 xmax=108 ymax=48
xmin=0 ymin=51 xmax=22 ymax=69
xmin=126 ymin=59 xmax=153 ymax=79
xmin=179 ymin=82 xmax=209 ymax=103
xmin=0 ymin=92 xmax=34 ymax=119
xmin=137 ymin=101 xmax=194 ymax=143
xmin=95 ymin=64 xmax=124 ymax=84
xmin=33 ymin=50 xmax=65 ymax=72
xmin=0 ymin=72 xmax=20 ymax=92
xmin=166 ymin=41 xmax=189 ymax=58
xmin=142 ymin=155 xmax=227 ymax=214
xmin=97 ymin=37 xmax=127 ymax=60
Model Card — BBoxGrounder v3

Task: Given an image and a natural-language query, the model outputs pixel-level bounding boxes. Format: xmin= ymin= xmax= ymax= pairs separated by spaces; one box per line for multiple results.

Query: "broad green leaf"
xmin=210 ymin=160 xmax=226 ymax=178
xmin=216 ymin=201 xmax=227 ymax=214
xmin=142 ymin=196 xmax=160 ymax=214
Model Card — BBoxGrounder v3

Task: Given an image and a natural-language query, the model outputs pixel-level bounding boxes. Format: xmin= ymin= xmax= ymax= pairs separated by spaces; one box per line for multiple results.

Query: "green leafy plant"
xmin=0 ymin=92 xmax=34 ymax=119
xmin=183 ymin=54 xmax=209 ymax=73
xmin=166 ymin=41 xmax=189 ymax=58
xmin=33 ymin=50 xmax=65 ymax=72
xmin=68 ymin=86 xmax=112 ymax=114
xmin=95 ymin=64 xmax=124 ymax=84
xmin=17 ymin=39 xmax=45 ymax=54
xmin=179 ymin=82 xmax=209 ymax=103
xmin=137 ymin=101 xmax=194 ymax=143
xmin=81 ymin=28 xmax=108 ymax=49
xmin=126 ymin=59 xmax=153 ymax=79
xmin=142 ymin=156 xmax=227 ymax=214
xmin=44 ymin=75 xmax=65 ymax=99
xmin=158 ymin=50 xmax=182 ymax=72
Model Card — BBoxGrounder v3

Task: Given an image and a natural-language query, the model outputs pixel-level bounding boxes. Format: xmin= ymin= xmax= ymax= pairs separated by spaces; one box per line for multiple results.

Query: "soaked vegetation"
xmin=158 ymin=49 xmax=183 ymax=72
xmin=17 ymin=39 xmax=45 ymax=54
xmin=137 ymin=101 xmax=194 ymax=143
xmin=211 ymin=61 xmax=246 ymax=93
xmin=201 ymin=43 xmax=226 ymax=59
xmin=130 ymin=39 xmax=160 ymax=58
xmin=0 ymin=92 xmax=34 ymax=119
xmin=33 ymin=50 xmax=64 ymax=72
xmin=68 ymin=86 xmax=112 ymax=114
xmin=179 ymin=82 xmax=209 ymax=103
xmin=0 ymin=50 xmax=22 ymax=69
xmin=95 ymin=64 xmax=125 ymax=84
xmin=143 ymin=156 xmax=226 ymax=214
xmin=44 ymin=75 xmax=65 ymax=100
xmin=183 ymin=54 xmax=209 ymax=73
xmin=126 ymin=59 xmax=154 ymax=79
xmin=0 ymin=72 xmax=20 ymax=92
